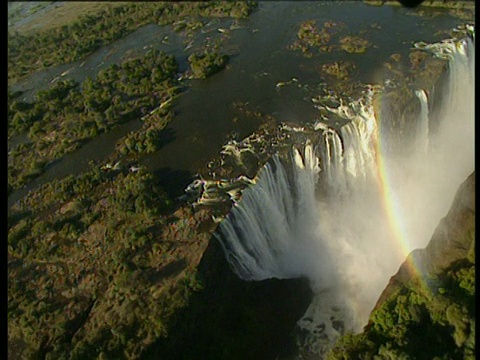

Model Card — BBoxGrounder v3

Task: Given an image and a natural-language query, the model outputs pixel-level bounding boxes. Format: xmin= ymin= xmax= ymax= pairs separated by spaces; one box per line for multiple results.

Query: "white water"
xmin=217 ymin=143 xmax=326 ymax=281
xmin=415 ymin=89 xmax=429 ymax=152
xmin=389 ymin=37 xmax=475 ymax=262
xmin=216 ymin=35 xmax=474 ymax=356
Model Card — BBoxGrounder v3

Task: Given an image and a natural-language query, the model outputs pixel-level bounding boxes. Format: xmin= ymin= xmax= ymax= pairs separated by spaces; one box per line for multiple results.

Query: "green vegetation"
xmin=326 ymin=229 xmax=475 ymax=360
xmin=141 ymin=239 xmax=313 ymax=360
xmin=321 ymin=61 xmax=357 ymax=80
xmin=8 ymin=2 xmax=54 ymax=26
xmin=8 ymin=1 xmax=257 ymax=84
xmin=8 ymin=2 xmax=474 ymax=358
xmin=338 ymin=35 xmax=370 ymax=54
xmin=8 ymin=49 xmax=180 ymax=190
xmin=8 ymin=1 xmax=259 ymax=191
xmin=8 ymin=163 xmax=213 ymax=359
xmin=116 ymin=109 xmax=175 ymax=156
xmin=289 ymin=20 xmax=335 ymax=57
xmin=188 ymin=50 xmax=230 ymax=79
xmin=8 ymin=3 xmax=259 ymax=358
xmin=288 ymin=19 xmax=372 ymax=57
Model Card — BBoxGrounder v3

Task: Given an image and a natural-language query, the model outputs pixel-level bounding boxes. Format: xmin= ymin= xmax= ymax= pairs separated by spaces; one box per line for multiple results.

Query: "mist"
xmin=216 ymin=35 xmax=474 ymax=354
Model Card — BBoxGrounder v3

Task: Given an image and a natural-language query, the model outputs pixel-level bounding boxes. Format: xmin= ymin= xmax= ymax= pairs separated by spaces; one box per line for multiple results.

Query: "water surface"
xmin=8 ymin=1 xmax=469 ymax=206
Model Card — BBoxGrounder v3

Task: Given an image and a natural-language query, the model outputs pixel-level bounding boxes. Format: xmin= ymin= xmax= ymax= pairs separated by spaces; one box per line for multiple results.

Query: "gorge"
xmin=7 ymin=2 xmax=475 ymax=359
xmin=213 ymin=31 xmax=474 ymax=357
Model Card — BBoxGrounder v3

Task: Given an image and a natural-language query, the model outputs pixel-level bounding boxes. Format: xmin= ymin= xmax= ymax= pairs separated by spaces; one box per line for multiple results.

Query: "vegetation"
xmin=338 ymin=35 xmax=371 ymax=54
xmin=8 ymin=49 xmax=180 ymax=190
xmin=326 ymin=219 xmax=475 ymax=359
xmin=8 ymin=1 xmax=258 ymax=84
xmin=8 ymin=163 xmax=212 ymax=359
xmin=8 ymin=3 xmax=259 ymax=358
xmin=140 ymin=239 xmax=313 ymax=360
xmin=288 ymin=19 xmax=372 ymax=57
xmin=8 ymin=2 xmax=259 ymax=191
xmin=8 ymin=2 xmax=474 ymax=359
xmin=188 ymin=50 xmax=230 ymax=79
xmin=8 ymin=2 xmax=55 ymax=27
xmin=288 ymin=20 xmax=342 ymax=57
xmin=116 ymin=109 xmax=175 ymax=156
xmin=327 ymin=261 xmax=475 ymax=358
xmin=321 ymin=61 xmax=357 ymax=80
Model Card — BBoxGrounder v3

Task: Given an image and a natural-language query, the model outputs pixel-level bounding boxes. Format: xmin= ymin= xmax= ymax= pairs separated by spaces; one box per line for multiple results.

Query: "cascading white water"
xmin=415 ymin=89 xmax=429 ymax=152
xmin=215 ymin=33 xmax=474 ymax=357
xmin=217 ymin=143 xmax=330 ymax=281
xmin=319 ymin=129 xmax=347 ymax=196
xmin=388 ymin=36 xmax=475 ymax=258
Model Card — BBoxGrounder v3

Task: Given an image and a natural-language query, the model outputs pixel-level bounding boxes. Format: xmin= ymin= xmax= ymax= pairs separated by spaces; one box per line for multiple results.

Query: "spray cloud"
xmin=216 ymin=34 xmax=474 ymax=354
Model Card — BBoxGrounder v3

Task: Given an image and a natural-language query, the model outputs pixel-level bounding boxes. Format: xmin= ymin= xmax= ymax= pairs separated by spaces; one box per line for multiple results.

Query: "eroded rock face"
xmin=372 ymin=47 xmax=449 ymax=157
xmin=421 ymin=171 xmax=475 ymax=271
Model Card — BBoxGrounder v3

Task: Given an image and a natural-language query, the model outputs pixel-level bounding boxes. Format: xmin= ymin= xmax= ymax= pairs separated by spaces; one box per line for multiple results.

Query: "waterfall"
xmin=415 ymin=89 xmax=429 ymax=152
xmin=318 ymin=129 xmax=346 ymax=196
xmin=392 ymin=35 xmax=475 ymax=255
xmin=215 ymin=33 xmax=474 ymax=357
xmin=217 ymin=143 xmax=326 ymax=281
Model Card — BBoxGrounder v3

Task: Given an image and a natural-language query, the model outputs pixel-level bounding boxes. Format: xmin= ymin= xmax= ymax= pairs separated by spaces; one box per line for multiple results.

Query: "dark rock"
xmin=142 ymin=235 xmax=313 ymax=360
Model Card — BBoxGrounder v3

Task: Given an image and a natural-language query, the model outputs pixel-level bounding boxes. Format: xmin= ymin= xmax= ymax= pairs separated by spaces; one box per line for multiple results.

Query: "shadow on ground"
xmin=142 ymin=236 xmax=313 ymax=360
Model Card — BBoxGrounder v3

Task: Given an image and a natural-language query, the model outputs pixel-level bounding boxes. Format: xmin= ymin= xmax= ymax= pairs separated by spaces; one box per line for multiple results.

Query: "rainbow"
xmin=373 ymin=111 xmax=434 ymax=298
xmin=372 ymin=30 xmax=475 ymax=298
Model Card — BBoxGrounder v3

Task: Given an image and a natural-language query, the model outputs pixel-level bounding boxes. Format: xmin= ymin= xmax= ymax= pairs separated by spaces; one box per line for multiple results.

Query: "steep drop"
xmin=216 ymin=32 xmax=474 ymax=357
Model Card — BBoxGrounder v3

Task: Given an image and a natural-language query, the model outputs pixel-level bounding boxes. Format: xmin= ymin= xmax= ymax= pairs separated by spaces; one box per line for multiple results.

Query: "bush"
xmin=188 ymin=51 xmax=230 ymax=79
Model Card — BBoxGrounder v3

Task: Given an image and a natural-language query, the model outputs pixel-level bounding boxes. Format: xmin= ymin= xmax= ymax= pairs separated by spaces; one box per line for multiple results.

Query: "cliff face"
xmin=142 ymin=237 xmax=313 ymax=360
xmin=374 ymin=171 xmax=475 ymax=309
xmin=421 ymin=171 xmax=475 ymax=271
xmin=327 ymin=171 xmax=475 ymax=359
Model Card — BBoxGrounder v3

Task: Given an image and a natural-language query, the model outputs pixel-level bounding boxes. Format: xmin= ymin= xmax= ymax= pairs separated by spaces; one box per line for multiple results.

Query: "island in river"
xmin=7 ymin=1 xmax=474 ymax=359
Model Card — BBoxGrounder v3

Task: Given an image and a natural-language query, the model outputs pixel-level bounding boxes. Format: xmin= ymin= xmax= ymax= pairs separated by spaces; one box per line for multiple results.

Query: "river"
xmin=8 ymin=1 xmax=471 ymax=207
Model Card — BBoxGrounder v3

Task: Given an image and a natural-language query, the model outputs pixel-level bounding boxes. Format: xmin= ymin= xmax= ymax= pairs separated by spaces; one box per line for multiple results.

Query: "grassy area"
xmin=9 ymin=2 xmax=126 ymax=34
xmin=8 ymin=1 xmax=258 ymax=189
